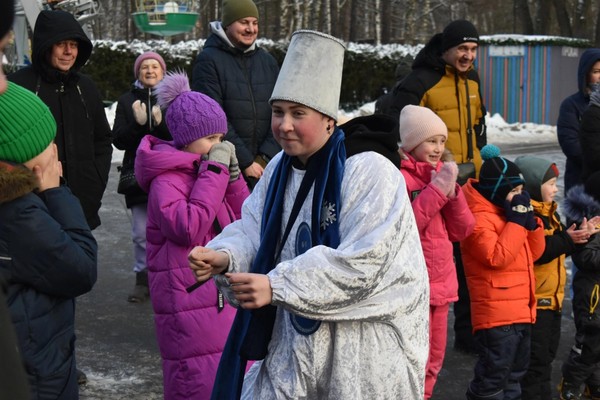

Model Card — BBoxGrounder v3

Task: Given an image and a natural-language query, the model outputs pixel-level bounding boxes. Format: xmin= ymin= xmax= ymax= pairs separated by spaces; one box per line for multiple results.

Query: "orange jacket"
xmin=460 ymin=180 xmax=546 ymax=332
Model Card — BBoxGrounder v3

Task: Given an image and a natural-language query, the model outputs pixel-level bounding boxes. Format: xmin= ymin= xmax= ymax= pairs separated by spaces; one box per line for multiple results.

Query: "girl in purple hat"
xmin=134 ymin=71 xmax=250 ymax=400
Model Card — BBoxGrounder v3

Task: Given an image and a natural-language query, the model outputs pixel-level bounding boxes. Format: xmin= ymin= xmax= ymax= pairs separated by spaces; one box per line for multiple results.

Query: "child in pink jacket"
xmin=135 ymin=72 xmax=250 ymax=399
xmin=399 ymin=105 xmax=476 ymax=399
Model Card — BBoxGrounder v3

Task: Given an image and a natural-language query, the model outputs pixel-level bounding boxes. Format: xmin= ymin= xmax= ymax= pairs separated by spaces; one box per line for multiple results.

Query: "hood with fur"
xmin=0 ymin=162 xmax=37 ymax=204
xmin=562 ymin=184 xmax=600 ymax=224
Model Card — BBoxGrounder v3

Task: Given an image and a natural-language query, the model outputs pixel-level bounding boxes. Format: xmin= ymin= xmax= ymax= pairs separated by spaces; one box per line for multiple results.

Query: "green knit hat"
xmin=0 ymin=82 xmax=56 ymax=163
xmin=221 ymin=0 xmax=258 ymax=27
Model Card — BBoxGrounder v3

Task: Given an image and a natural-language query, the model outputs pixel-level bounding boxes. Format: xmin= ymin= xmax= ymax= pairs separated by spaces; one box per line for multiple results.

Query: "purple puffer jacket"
xmin=135 ymin=135 xmax=250 ymax=400
xmin=400 ymin=154 xmax=475 ymax=306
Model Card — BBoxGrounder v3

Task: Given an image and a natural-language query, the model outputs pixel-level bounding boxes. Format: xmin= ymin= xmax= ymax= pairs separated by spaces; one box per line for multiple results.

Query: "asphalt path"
xmin=76 ymin=142 xmax=575 ymax=400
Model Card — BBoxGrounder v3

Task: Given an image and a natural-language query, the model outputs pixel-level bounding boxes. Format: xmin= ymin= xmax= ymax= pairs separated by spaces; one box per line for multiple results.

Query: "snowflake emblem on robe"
xmin=321 ymin=201 xmax=337 ymax=229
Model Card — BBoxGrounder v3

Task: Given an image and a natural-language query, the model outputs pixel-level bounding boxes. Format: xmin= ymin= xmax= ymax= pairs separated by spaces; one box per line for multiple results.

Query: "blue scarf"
xmin=211 ymin=128 xmax=346 ymax=400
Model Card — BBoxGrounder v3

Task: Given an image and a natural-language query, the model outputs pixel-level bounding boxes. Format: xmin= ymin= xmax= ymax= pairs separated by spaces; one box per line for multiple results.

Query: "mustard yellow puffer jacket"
xmin=391 ymin=33 xmax=486 ymax=174
xmin=531 ymin=200 xmax=577 ymax=310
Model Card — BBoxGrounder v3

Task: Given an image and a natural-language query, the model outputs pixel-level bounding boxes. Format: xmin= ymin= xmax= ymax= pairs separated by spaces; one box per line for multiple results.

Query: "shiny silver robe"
xmin=208 ymin=151 xmax=429 ymax=399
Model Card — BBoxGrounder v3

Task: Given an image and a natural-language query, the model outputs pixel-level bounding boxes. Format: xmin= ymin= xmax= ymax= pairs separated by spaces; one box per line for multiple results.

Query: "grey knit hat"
xmin=270 ymin=30 xmax=346 ymax=121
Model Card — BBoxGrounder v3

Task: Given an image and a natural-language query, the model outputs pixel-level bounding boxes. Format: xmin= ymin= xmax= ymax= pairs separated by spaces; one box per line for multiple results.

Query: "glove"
xmin=431 ymin=162 xmax=458 ymax=198
xmin=151 ymin=105 xmax=162 ymax=125
xmin=525 ymin=210 xmax=538 ymax=231
xmin=208 ymin=142 xmax=231 ymax=168
xmin=132 ymin=100 xmax=147 ymax=125
xmin=225 ymin=141 xmax=240 ymax=182
xmin=504 ymin=191 xmax=533 ymax=228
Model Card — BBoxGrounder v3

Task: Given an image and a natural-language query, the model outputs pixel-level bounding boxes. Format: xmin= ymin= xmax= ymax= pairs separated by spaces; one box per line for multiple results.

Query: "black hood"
xmin=412 ymin=33 xmax=446 ymax=71
xmin=32 ymin=10 xmax=93 ymax=73
xmin=340 ymin=114 xmax=401 ymax=168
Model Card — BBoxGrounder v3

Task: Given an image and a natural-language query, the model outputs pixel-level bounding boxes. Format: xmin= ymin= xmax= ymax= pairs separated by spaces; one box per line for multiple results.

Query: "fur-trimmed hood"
xmin=0 ymin=162 xmax=37 ymax=204
xmin=562 ymin=184 xmax=600 ymax=224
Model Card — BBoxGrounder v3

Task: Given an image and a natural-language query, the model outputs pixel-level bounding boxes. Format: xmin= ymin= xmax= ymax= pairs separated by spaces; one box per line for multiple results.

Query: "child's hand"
xmin=566 ymin=222 xmax=591 ymax=244
xmin=34 ymin=143 xmax=62 ymax=192
xmin=224 ymin=272 xmax=272 ymax=309
xmin=580 ymin=216 xmax=600 ymax=237
xmin=188 ymin=247 xmax=229 ymax=282
xmin=431 ymin=162 xmax=458 ymax=198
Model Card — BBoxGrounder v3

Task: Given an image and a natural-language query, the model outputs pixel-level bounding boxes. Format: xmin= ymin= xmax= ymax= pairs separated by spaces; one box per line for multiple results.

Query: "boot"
xmin=127 ymin=270 xmax=149 ymax=303
xmin=559 ymin=378 xmax=582 ymax=400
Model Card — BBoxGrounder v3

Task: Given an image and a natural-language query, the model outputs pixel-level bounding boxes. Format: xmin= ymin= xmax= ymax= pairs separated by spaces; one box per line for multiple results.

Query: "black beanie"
xmin=476 ymin=145 xmax=525 ymax=207
xmin=441 ymin=20 xmax=479 ymax=52
xmin=0 ymin=0 xmax=14 ymax=38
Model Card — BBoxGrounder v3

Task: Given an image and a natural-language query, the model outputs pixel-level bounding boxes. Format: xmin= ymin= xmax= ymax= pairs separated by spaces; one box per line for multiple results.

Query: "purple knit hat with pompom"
xmin=155 ymin=71 xmax=227 ymax=148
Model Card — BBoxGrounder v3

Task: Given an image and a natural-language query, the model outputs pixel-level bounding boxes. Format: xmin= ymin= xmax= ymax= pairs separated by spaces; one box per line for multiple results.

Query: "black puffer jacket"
xmin=0 ymin=162 xmax=97 ymax=399
xmin=8 ymin=10 xmax=112 ymax=229
xmin=580 ymin=101 xmax=600 ymax=181
xmin=112 ymin=85 xmax=171 ymax=208
xmin=191 ymin=23 xmax=280 ymax=170
xmin=562 ymin=185 xmax=600 ymax=344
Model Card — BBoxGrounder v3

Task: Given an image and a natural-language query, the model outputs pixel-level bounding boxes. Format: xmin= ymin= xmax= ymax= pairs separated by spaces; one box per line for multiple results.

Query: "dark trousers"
xmin=467 ymin=323 xmax=532 ymax=400
xmin=562 ymin=283 xmax=600 ymax=387
xmin=453 ymin=242 xmax=475 ymax=351
xmin=521 ymin=309 xmax=562 ymax=400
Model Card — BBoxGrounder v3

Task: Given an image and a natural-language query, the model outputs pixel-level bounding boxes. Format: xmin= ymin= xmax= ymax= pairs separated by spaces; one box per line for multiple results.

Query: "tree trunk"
xmin=552 ymin=0 xmax=572 ymax=37
xmin=515 ymin=0 xmax=534 ymax=34
xmin=533 ymin=0 xmax=551 ymax=34
xmin=348 ymin=0 xmax=359 ymax=42
xmin=573 ymin=0 xmax=591 ymax=38
xmin=380 ymin=0 xmax=391 ymax=43
xmin=595 ymin=5 xmax=600 ymax=47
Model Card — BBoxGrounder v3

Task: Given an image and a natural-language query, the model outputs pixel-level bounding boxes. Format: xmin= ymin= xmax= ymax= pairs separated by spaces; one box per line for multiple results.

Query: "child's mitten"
xmin=224 ymin=141 xmax=240 ymax=182
xmin=431 ymin=162 xmax=458 ymax=197
xmin=525 ymin=210 xmax=538 ymax=231
xmin=208 ymin=142 xmax=231 ymax=168
xmin=504 ymin=191 xmax=532 ymax=228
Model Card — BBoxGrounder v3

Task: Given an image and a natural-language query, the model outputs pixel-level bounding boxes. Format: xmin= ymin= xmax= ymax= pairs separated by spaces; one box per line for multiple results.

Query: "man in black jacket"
xmin=192 ymin=0 xmax=279 ymax=189
xmin=9 ymin=10 xmax=112 ymax=230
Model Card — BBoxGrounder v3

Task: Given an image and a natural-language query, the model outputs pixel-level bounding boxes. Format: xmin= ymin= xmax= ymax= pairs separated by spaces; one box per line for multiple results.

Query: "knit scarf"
xmin=211 ymin=128 xmax=346 ymax=400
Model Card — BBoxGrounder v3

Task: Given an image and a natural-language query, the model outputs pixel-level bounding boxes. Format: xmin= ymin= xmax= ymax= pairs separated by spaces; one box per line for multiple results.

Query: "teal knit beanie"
xmin=0 ymin=82 xmax=56 ymax=163
xmin=221 ymin=0 xmax=258 ymax=27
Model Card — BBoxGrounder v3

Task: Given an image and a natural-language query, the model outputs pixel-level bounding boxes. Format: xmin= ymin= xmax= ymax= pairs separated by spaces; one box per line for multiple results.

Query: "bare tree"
xmin=532 ymin=0 xmax=551 ymax=34
xmin=573 ymin=0 xmax=592 ymax=38
xmin=514 ymin=0 xmax=534 ymax=34
xmin=595 ymin=4 xmax=600 ymax=46
xmin=552 ymin=0 xmax=573 ymax=37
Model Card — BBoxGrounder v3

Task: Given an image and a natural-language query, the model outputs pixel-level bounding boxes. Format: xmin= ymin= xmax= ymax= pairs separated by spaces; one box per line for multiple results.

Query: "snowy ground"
xmin=107 ymin=100 xmax=558 ymax=164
